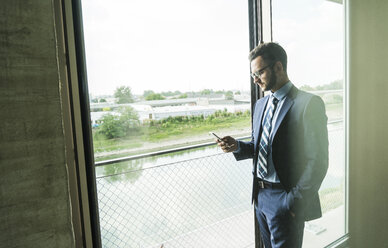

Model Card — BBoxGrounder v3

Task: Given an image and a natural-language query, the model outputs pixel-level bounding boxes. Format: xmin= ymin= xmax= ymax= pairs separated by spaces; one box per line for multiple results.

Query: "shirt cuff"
xmin=233 ymin=140 xmax=241 ymax=153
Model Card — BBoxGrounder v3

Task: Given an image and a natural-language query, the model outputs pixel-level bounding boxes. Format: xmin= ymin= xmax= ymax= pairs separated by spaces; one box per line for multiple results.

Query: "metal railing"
xmin=96 ymin=149 xmax=254 ymax=248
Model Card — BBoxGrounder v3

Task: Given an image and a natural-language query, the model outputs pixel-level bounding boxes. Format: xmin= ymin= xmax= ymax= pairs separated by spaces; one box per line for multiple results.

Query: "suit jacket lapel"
xmin=254 ymin=96 xmax=269 ymax=149
xmin=271 ymin=86 xmax=297 ymax=139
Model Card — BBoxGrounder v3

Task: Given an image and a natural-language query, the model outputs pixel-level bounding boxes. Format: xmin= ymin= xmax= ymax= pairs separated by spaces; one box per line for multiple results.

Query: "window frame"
xmin=267 ymin=0 xmax=349 ymax=247
xmin=65 ymin=0 xmax=349 ymax=246
xmin=64 ymin=0 xmax=266 ymax=246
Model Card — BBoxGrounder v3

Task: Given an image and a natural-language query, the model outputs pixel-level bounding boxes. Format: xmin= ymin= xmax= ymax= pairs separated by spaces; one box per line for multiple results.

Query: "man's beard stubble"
xmin=265 ymin=68 xmax=277 ymax=92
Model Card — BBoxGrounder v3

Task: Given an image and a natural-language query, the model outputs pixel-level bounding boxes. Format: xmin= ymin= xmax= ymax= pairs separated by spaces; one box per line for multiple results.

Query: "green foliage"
xmin=225 ymin=91 xmax=234 ymax=100
xmin=93 ymin=108 xmax=253 ymax=158
xmin=324 ymin=94 xmax=343 ymax=104
xmin=299 ymin=85 xmax=314 ymax=91
xmin=161 ymin=90 xmax=182 ymax=97
xmin=141 ymin=109 xmax=250 ymax=142
xmin=178 ymin=93 xmax=188 ymax=99
xmin=92 ymin=130 xmax=142 ymax=154
xmin=145 ymin=109 xmax=249 ymax=133
xmin=315 ymin=80 xmax=343 ymax=90
xmin=200 ymin=89 xmax=212 ymax=95
xmin=319 ymin=184 xmax=344 ymax=213
xmin=118 ymin=106 xmax=140 ymax=126
xmin=99 ymin=98 xmax=107 ymax=102
xmin=91 ymin=98 xmax=99 ymax=103
xmin=332 ymin=94 xmax=343 ymax=103
xmin=143 ymin=90 xmax=155 ymax=98
xmin=145 ymin=93 xmax=165 ymax=101
xmin=114 ymin=86 xmax=134 ymax=103
xmin=327 ymin=80 xmax=343 ymax=89
xmin=98 ymin=106 xmax=140 ymax=139
xmin=300 ymin=80 xmax=343 ymax=91
xmin=98 ymin=114 xmax=126 ymax=139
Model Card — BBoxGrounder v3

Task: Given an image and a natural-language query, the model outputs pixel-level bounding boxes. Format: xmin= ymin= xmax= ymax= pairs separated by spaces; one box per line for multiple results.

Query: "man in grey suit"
xmin=217 ymin=42 xmax=328 ymax=248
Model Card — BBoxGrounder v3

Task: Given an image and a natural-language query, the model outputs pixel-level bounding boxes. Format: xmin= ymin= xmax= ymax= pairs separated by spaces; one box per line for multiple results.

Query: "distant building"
xmin=90 ymin=96 xmax=250 ymax=124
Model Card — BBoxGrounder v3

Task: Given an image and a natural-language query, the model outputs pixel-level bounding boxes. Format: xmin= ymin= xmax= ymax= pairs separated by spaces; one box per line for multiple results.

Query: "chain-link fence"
xmin=95 ymin=123 xmax=345 ymax=248
xmin=96 ymin=150 xmax=255 ymax=248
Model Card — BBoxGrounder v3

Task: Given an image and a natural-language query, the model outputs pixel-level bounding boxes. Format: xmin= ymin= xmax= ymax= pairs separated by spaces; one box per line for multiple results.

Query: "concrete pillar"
xmin=348 ymin=0 xmax=388 ymax=247
xmin=0 ymin=0 xmax=75 ymax=247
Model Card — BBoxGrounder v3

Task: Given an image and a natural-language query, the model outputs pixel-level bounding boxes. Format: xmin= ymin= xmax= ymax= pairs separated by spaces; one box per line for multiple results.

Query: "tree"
xmin=99 ymin=98 xmax=107 ymax=102
xmin=98 ymin=106 xmax=140 ymax=139
xmin=200 ymin=89 xmax=212 ymax=95
xmin=143 ymin=90 xmax=155 ymax=98
xmin=225 ymin=91 xmax=234 ymax=100
xmin=299 ymin=85 xmax=314 ymax=91
xmin=145 ymin=93 xmax=165 ymax=101
xmin=98 ymin=114 xmax=126 ymax=139
xmin=114 ymin=86 xmax=134 ymax=103
xmin=118 ymin=106 xmax=140 ymax=128
xmin=327 ymin=80 xmax=343 ymax=90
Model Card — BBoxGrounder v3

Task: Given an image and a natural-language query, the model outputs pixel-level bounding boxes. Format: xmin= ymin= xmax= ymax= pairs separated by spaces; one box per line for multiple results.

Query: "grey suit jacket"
xmin=234 ymin=85 xmax=328 ymax=221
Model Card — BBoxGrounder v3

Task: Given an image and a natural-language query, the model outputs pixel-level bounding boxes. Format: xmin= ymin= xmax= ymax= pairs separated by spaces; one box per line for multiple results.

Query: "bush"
xmin=98 ymin=106 xmax=140 ymax=139
xmin=145 ymin=93 xmax=165 ymax=101
xmin=98 ymin=114 xmax=126 ymax=139
xmin=225 ymin=91 xmax=234 ymax=100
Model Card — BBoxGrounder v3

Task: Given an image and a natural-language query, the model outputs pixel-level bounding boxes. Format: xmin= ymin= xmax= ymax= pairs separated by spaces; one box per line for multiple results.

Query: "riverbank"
xmin=94 ymin=102 xmax=343 ymax=162
xmin=94 ymin=126 xmax=251 ymax=161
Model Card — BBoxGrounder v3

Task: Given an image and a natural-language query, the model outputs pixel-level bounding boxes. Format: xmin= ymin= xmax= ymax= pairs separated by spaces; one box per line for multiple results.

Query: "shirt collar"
xmin=272 ymin=81 xmax=292 ymax=101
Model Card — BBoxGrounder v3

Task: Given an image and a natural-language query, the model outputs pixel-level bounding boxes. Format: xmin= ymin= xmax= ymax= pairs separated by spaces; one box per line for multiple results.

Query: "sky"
xmin=272 ymin=0 xmax=344 ymax=88
xmin=81 ymin=0 xmax=343 ymax=97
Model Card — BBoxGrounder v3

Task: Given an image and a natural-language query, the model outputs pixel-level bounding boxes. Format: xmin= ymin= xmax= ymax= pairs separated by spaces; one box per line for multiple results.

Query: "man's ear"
xmin=274 ymin=61 xmax=284 ymax=72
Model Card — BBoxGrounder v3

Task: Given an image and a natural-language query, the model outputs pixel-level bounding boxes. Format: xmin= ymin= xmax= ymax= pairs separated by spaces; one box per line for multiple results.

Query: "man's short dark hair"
xmin=248 ymin=42 xmax=287 ymax=72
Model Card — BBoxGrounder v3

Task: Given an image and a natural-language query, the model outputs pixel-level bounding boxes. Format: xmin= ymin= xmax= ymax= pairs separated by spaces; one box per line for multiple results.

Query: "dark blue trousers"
xmin=255 ymin=188 xmax=305 ymax=248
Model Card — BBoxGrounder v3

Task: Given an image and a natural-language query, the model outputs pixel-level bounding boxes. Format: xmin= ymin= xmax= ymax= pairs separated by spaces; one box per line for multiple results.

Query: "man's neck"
xmin=271 ymin=78 xmax=289 ymax=93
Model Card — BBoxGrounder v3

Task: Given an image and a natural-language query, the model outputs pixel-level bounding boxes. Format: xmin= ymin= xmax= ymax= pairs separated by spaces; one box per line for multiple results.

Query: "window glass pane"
xmin=82 ymin=0 xmax=251 ymax=162
xmin=81 ymin=0 xmax=253 ymax=247
xmin=272 ymin=0 xmax=346 ymax=247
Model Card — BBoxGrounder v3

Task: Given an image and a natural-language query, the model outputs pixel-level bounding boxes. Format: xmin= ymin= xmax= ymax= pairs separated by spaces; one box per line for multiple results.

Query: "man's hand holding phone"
xmin=211 ymin=132 xmax=238 ymax=153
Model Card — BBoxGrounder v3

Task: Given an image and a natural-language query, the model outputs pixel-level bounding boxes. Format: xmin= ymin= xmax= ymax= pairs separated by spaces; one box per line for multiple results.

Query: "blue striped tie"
xmin=257 ymin=96 xmax=279 ymax=178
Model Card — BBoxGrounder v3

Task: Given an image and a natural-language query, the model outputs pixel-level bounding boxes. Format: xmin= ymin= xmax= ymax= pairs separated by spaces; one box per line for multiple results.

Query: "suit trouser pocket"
xmin=256 ymin=188 xmax=305 ymax=248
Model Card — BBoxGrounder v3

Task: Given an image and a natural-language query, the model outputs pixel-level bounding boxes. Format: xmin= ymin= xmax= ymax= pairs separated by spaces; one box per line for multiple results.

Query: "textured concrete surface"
xmin=348 ymin=0 xmax=388 ymax=247
xmin=0 ymin=0 xmax=75 ymax=247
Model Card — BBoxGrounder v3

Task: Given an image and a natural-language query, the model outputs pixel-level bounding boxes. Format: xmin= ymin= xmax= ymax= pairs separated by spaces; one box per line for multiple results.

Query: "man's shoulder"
xmin=254 ymin=95 xmax=269 ymax=107
xmin=294 ymin=88 xmax=323 ymax=104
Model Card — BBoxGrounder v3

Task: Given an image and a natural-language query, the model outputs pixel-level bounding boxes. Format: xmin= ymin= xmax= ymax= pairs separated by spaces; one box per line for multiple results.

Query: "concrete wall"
xmin=0 ymin=0 xmax=75 ymax=247
xmin=348 ymin=0 xmax=388 ymax=247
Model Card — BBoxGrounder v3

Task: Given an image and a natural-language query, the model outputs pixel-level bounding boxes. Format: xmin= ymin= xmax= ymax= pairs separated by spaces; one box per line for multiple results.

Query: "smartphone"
xmin=210 ymin=132 xmax=222 ymax=141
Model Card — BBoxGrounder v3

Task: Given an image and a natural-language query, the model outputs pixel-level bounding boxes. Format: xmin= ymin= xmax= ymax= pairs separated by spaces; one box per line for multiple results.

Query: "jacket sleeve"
xmin=286 ymin=95 xmax=329 ymax=213
xmin=233 ymin=140 xmax=254 ymax=161
xmin=233 ymin=100 xmax=262 ymax=161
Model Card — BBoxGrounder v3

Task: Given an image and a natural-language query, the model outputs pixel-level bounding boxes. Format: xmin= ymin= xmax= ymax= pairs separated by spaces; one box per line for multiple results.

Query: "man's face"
xmin=250 ymin=56 xmax=276 ymax=92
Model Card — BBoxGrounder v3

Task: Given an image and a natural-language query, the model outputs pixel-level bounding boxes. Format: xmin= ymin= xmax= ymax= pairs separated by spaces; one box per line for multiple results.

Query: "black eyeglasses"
xmin=250 ymin=63 xmax=274 ymax=79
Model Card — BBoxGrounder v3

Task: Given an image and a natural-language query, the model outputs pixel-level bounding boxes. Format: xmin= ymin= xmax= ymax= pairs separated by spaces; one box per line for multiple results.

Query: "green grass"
xmin=144 ymin=117 xmax=249 ymax=141
xmin=93 ymin=114 xmax=251 ymax=159
xmin=326 ymin=103 xmax=343 ymax=121
xmin=319 ymin=184 xmax=345 ymax=213
xmin=92 ymin=131 xmax=143 ymax=153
